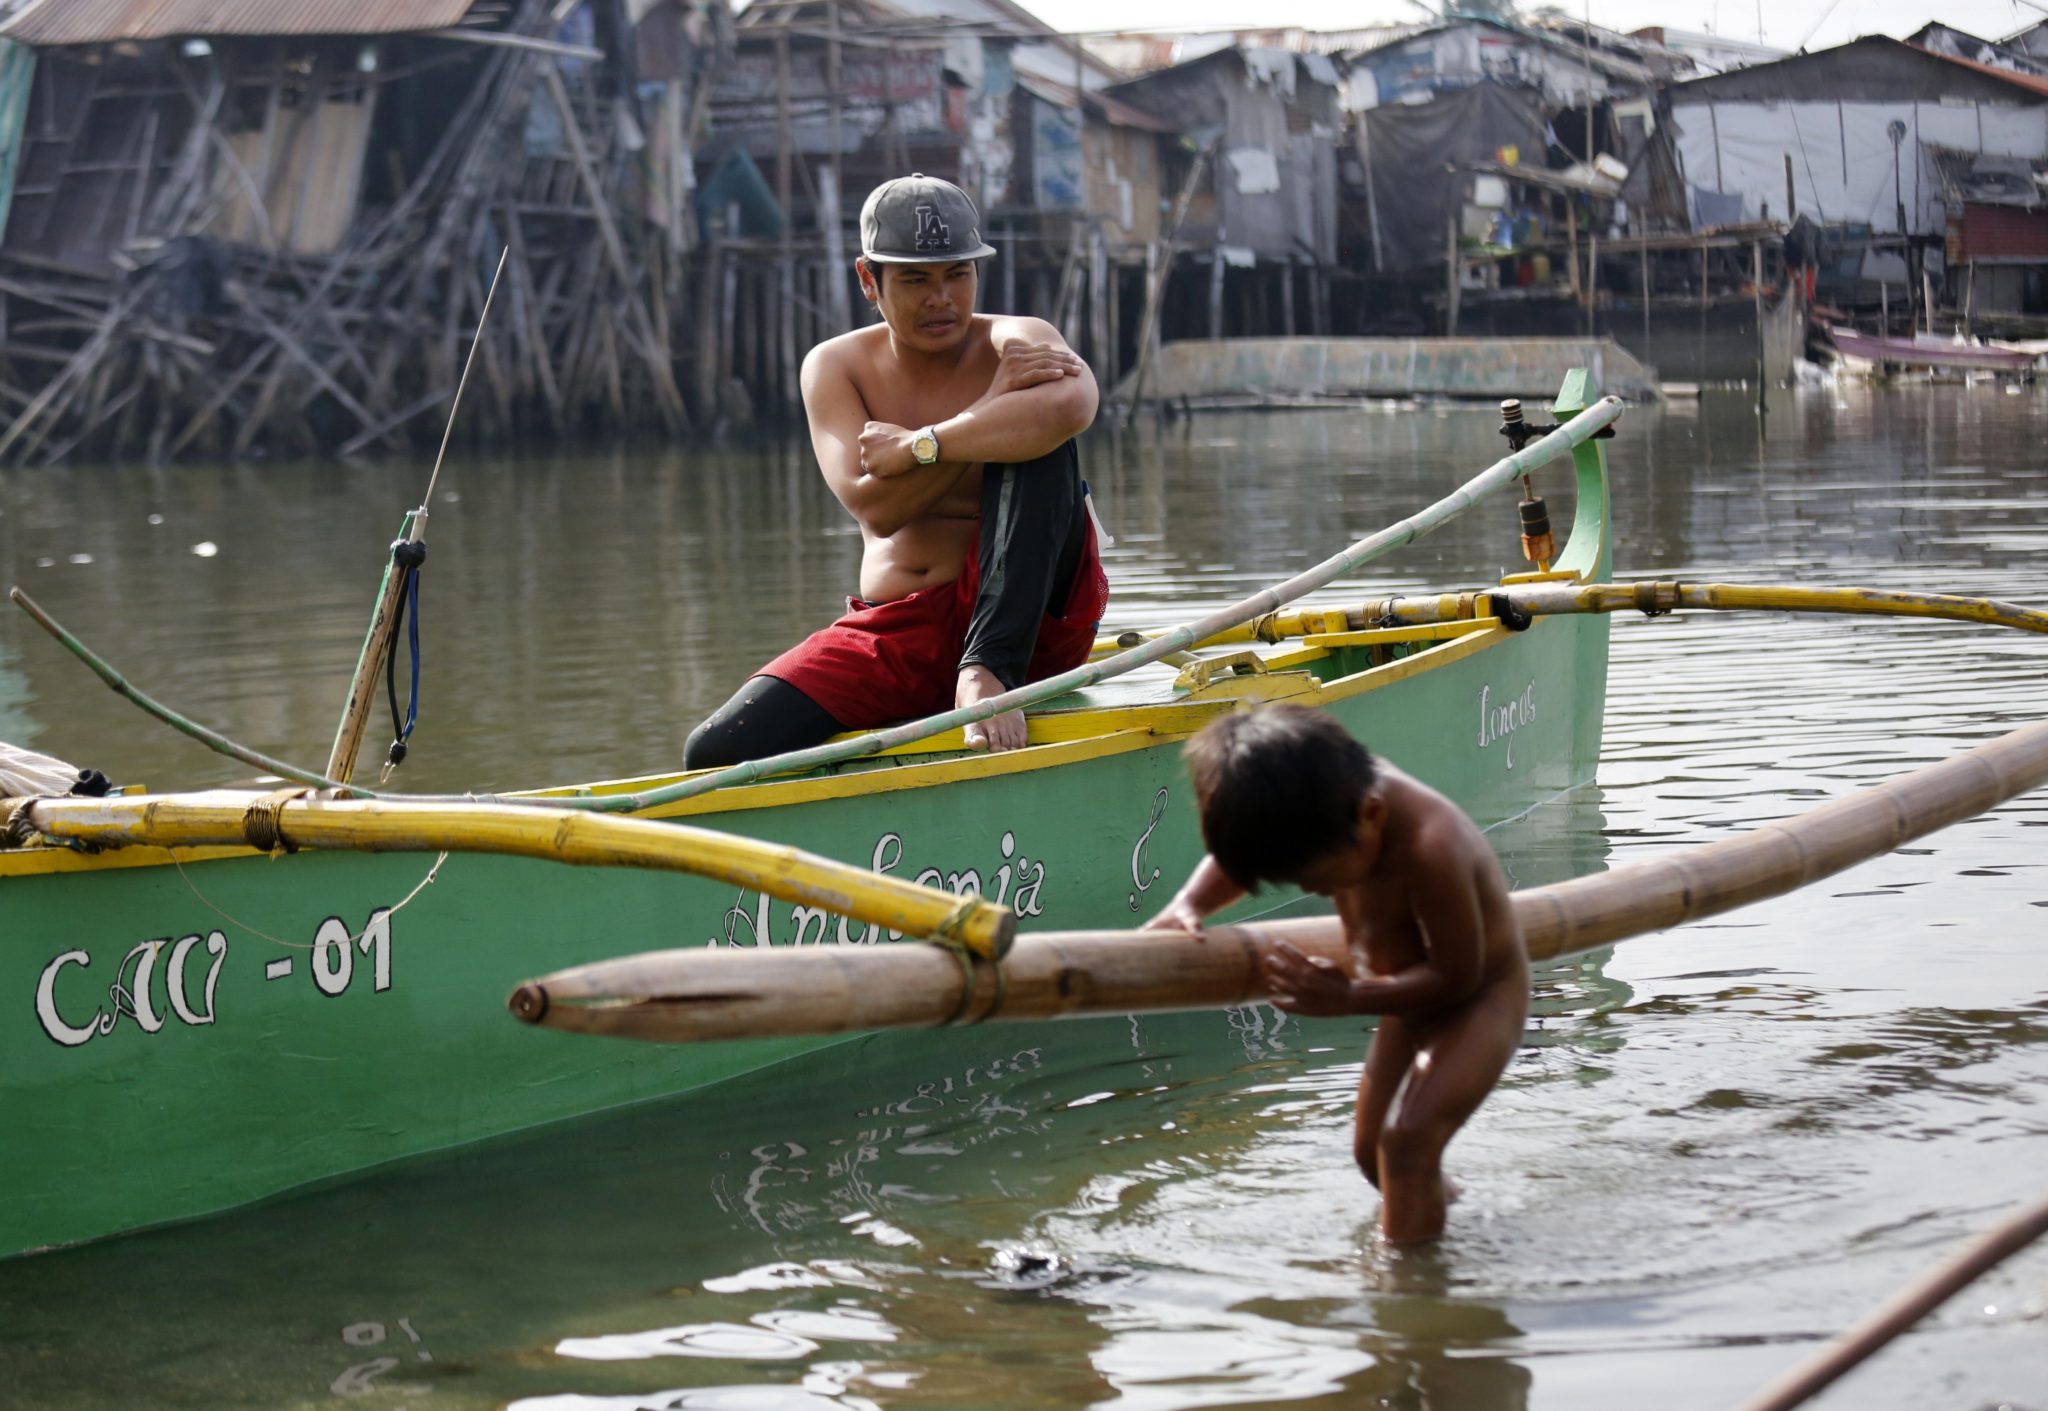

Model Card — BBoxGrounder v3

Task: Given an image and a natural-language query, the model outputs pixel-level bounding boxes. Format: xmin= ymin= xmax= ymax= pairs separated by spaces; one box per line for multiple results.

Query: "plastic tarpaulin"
xmin=0 ymin=40 xmax=32 ymax=244
xmin=1357 ymin=81 xmax=1548 ymax=273
xmin=1671 ymin=99 xmax=2048 ymax=235
xmin=0 ymin=741 xmax=85 ymax=797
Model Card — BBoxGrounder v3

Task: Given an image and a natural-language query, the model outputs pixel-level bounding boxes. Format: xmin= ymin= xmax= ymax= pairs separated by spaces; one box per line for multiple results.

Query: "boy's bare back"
xmin=1332 ymin=765 xmax=1526 ymax=1010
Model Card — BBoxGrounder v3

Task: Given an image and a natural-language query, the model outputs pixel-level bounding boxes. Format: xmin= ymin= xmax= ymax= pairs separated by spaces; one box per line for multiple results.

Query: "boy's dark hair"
xmin=1184 ymin=705 xmax=1377 ymax=891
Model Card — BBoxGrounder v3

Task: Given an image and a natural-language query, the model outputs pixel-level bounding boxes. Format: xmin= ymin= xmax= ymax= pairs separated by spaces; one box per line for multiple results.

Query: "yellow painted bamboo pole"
xmin=1091 ymin=580 xmax=2048 ymax=659
xmin=509 ymin=716 xmax=2048 ymax=1042
xmin=1379 ymin=581 xmax=2048 ymax=635
xmin=17 ymin=794 xmax=1014 ymax=959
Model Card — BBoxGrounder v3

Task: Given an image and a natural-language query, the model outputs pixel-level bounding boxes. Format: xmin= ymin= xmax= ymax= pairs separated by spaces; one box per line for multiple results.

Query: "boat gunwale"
xmin=0 ymin=620 xmax=1533 ymax=877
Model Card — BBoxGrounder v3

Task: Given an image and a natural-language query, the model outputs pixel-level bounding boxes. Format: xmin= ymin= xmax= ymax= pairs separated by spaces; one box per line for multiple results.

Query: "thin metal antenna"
xmin=324 ymin=245 xmax=510 ymax=785
xmin=419 ymin=245 xmax=510 ymax=525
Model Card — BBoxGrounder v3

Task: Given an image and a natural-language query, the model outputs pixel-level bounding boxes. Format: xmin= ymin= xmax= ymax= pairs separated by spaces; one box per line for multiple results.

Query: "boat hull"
xmin=1829 ymin=326 xmax=2038 ymax=373
xmin=5 ymin=373 xmax=1620 ymax=1257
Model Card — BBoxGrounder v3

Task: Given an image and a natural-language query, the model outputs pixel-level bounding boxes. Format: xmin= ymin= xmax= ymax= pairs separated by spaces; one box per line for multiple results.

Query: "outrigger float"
xmin=6 ymin=370 xmax=2046 ymax=1260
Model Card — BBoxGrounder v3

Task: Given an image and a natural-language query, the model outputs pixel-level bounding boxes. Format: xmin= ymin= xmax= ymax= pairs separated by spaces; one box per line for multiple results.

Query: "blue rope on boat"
xmin=385 ymin=541 xmax=427 ymax=769
xmin=402 ymin=570 xmax=421 ymax=740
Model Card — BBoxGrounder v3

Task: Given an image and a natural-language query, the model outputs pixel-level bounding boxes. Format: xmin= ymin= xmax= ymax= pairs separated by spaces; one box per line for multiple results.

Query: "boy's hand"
xmin=1258 ymin=939 xmax=1355 ymax=1016
xmin=1143 ymin=896 xmax=1207 ymax=935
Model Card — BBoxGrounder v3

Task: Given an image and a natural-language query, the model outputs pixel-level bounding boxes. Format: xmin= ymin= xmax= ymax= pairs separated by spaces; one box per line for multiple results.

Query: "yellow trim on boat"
xmin=1499 ymin=569 xmax=1583 ymax=585
xmin=632 ymin=726 xmax=1177 ymax=820
xmin=0 ymin=841 xmax=255 ymax=879
xmin=1300 ymin=621 xmax=1497 ymax=650
xmin=1319 ymin=621 xmax=1507 ymax=704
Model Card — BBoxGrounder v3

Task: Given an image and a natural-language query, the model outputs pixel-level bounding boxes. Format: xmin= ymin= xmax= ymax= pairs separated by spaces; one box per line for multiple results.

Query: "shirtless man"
xmin=684 ymin=173 xmax=1108 ymax=767
xmin=1146 ymin=706 xmax=1531 ymax=1245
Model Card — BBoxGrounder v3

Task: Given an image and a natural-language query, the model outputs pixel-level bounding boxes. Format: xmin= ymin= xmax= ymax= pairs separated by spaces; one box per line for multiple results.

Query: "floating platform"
xmin=1121 ymin=337 xmax=1658 ymax=406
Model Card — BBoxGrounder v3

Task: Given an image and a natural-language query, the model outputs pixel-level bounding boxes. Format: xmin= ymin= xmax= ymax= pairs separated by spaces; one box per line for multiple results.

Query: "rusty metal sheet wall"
xmin=0 ymin=0 xmax=481 ymax=46
xmin=1961 ymin=201 xmax=2048 ymax=261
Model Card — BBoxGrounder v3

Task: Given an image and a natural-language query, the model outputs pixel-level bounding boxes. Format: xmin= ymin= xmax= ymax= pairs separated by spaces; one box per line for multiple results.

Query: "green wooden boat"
xmin=0 ymin=377 xmax=1619 ymax=1258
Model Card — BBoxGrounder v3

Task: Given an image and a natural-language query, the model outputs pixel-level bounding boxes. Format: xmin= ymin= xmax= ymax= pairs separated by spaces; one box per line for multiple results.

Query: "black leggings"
xmin=683 ymin=442 xmax=1086 ymax=771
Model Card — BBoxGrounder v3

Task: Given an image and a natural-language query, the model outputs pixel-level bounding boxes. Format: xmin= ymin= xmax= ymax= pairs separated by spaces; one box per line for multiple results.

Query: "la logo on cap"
xmin=914 ymin=204 xmax=951 ymax=251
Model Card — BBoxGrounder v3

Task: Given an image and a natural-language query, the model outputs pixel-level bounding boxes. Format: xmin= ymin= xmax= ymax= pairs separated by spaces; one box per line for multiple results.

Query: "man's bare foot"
xmin=958 ymin=664 xmax=1027 ymax=752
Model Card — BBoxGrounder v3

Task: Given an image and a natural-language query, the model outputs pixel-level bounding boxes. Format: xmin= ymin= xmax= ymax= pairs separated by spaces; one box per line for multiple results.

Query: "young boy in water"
xmin=1145 ymin=705 xmax=1530 ymax=1245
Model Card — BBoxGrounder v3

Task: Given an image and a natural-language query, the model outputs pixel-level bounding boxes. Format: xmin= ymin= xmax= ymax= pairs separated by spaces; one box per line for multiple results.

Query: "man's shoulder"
xmin=985 ymin=313 xmax=1067 ymax=348
xmin=807 ymin=324 xmax=884 ymax=371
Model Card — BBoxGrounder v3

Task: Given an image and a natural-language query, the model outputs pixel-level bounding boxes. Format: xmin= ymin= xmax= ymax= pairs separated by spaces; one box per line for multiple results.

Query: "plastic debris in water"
xmin=984 ymin=1245 xmax=1071 ymax=1288
xmin=191 ymin=542 xmax=219 ymax=558
xmin=68 ymin=554 xmax=92 ymax=565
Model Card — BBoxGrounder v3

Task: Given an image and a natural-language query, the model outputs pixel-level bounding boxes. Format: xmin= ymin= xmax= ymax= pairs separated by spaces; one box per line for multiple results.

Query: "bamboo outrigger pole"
xmin=1097 ymin=582 xmax=2048 ymax=656
xmin=13 ymin=793 xmax=1015 ymax=959
xmin=325 ymin=248 xmax=510 ymax=785
xmin=508 ymin=714 xmax=2048 ymax=1042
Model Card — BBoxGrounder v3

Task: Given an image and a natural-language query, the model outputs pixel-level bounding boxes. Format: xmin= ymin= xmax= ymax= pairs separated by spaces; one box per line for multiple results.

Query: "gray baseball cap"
xmin=859 ymin=173 xmax=997 ymax=264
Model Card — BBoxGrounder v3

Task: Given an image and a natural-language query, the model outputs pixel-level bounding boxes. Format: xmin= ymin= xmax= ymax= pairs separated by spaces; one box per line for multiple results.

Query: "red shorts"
xmin=758 ymin=528 xmax=1109 ymax=729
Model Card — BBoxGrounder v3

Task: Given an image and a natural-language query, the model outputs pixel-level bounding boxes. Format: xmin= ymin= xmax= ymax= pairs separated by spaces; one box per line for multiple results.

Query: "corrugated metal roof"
xmin=0 ymin=0 xmax=483 ymax=46
xmin=1014 ymin=71 xmax=1175 ymax=132
xmin=1928 ymin=46 xmax=2048 ymax=100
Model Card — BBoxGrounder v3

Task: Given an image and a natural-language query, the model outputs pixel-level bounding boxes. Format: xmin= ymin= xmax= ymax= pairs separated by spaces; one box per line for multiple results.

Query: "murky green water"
xmin=2 ymin=382 xmax=2045 ymax=1409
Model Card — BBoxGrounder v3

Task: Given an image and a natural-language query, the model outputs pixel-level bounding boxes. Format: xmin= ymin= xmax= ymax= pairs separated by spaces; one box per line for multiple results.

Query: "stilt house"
xmin=0 ymin=0 xmax=731 ymax=464
xmin=1104 ymin=47 xmax=1345 ymax=342
xmin=708 ymin=0 xmax=1175 ymax=394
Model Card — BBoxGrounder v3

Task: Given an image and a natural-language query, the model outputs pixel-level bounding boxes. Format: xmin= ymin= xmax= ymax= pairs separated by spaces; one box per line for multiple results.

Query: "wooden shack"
xmin=1106 ymin=47 xmax=1344 ymax=341
xmin=708 ymin=0 xmax=1175 ymax=402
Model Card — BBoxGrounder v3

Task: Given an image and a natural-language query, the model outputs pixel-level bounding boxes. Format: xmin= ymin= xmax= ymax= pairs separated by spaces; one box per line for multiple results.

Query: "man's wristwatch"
xmin=910 ymin=426 xmax=940 ymax=465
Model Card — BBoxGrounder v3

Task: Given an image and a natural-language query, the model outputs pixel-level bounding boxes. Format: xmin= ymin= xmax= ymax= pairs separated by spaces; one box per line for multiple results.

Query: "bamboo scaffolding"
xmin=13 ymin=794 xmax=1014 ymax=961
xmin=0 ymin=0 xmax=723 ymax=464
xmin=509 ymin=715 xmax=2048 ymax=1042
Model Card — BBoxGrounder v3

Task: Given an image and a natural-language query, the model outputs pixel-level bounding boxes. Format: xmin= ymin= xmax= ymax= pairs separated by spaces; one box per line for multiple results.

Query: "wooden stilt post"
xmin=1052 ymin=222 xmax=1083 ymax=336
xmin=1753 ymin=238 xmax=1767 ymax=408
xmin=696 ymin=213 xmax=726 ymax=417
xmin=1001 ymin=222 xmax=1017 ymax=313
xmin=1209 ymin=246 xmax=1225 ymax=339
xmin=1445 ymin=210 xmax=1461 ymax=337
xmin=776 ymin=30 xmax=798 ymax=416
xmin=1106 ymin=255 xmax=1121 ymax=381
xmin=1565 ymin=196 xmax=1582 ymax=305
xmin=1640 ymin=234 xmax=1651 ymax=355
xmin=819 ymin=164 xmax=848 ymax=332
xmin=1087 ymin=222 xmax=1108 ymax=377
xmin=1587 ymin=232 xmax=1599 ymax=337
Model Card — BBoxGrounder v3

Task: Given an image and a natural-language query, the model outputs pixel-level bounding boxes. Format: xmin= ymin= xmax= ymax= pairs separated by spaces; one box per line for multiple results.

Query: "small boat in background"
xmin=1827 ymin=326 xmax=2039 ymax=375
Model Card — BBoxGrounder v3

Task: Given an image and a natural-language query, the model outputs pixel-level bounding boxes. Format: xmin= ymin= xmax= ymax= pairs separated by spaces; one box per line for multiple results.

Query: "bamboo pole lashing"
xmin=510 ymin=714 xmax=2048 ymax=1043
